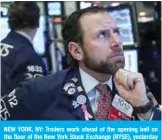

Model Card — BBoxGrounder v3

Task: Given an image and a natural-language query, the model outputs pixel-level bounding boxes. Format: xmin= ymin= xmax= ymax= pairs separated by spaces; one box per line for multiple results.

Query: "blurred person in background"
xmin=1 ymin=7 xmax=161 ymax=120
xmin=1 ymin=2 xmax=47 ymax=97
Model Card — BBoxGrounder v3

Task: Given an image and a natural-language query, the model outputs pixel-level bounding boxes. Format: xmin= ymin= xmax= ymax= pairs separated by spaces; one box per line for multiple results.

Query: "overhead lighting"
xmin=139 ymin=12 xmax=146 ymax=17
xmin=111 ymin=2 xmax=120 ymax=7
xmin=138 ymin=17 xmax=154 ymax=23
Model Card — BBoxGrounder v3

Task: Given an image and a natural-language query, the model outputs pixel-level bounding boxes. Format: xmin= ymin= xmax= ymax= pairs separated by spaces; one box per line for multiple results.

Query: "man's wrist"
xmin=134 ymin=99 xmax=153 ymax=114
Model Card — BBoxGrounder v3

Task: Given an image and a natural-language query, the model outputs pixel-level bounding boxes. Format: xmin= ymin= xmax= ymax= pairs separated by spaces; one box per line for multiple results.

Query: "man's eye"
xmin=99 ymin=31 xmax=109 ymax=38
xmin=114 ymin=29 xmax=120 ymax=35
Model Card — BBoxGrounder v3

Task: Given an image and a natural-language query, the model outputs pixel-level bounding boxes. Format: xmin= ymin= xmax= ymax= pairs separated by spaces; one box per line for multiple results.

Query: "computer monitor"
xmin=47 ymin=2 xmax=62 ymax=16
xmin=0 ymin=7 xmax=10 ymax=41
xmin=0 ymin=17 xmax=10 ymax=41
xmin=123 ymin=49 xmax=138 ymax=72
xmin=1 ymin=6 xmax=8 ymax=16
xmin=33 ymin=16 xmax=46 ymax=55
xmin=77 ymin=1 xmax=92 ymax=9
xmin=108 ymin=5 xmax=136 ymax=46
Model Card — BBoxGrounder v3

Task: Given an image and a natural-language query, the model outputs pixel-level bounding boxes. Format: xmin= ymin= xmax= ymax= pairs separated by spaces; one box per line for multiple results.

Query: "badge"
xmin=77 ymin=95 xmax=87 ymax=105
xmin=77 ymin=86 xmax=83 ymax=92
xmin=63 ymin=83 xmax=75 ymax=91
xmin=68 ymin=88 xmax=76 ymax=95
xmin=72 ymin=100 xmax=80 ymax=109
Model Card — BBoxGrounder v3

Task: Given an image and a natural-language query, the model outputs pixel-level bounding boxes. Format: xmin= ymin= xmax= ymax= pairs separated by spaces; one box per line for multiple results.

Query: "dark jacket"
xmin=1 ymin=67 xmax=161 ymax=120
xmin=1 ymin=31 xmax=47 ymax=96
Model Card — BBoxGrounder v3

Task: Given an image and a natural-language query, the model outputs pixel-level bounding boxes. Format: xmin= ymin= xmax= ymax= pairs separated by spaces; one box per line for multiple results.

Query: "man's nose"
xmin=110 ymin=33 xmax=122 ymax=48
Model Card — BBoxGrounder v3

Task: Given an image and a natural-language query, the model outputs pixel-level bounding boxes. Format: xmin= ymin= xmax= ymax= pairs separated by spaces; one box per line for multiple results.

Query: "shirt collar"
xmin=16 ymin=30 xmax=33 ymax=45
xmin=79 ymin=67 xmax=113 ymax=94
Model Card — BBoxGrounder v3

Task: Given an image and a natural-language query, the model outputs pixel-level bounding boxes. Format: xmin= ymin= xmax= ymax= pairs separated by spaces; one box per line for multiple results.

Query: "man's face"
xmin=79 ymin=12 xmax=125 ymax=75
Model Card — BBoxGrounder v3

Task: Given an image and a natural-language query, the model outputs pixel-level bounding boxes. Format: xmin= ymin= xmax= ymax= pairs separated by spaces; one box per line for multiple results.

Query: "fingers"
xmin=127 ymin=74 xmax=134 ymax=89
xmin=114 ymin=69 xmax=148 ymax=106
xmin=115 ymin=69 xmax=130 ymax=90
xmin=114 ymin=83 xmax=130 ymax=101
xmin=115 ymin=68 xmax=143 ymax=90
xmin=115 ymin=69 xmax=129 ymax=90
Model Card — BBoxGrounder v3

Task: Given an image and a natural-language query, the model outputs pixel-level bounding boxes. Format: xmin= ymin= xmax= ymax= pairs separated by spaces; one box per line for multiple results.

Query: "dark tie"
xmin=96 ymin=83 xmax=112 ymax=120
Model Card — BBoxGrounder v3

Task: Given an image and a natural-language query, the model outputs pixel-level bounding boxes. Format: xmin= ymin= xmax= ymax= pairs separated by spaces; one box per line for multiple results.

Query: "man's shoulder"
xmin=1 ymin=31 xmax=39 ymax=67
xmin=1 ymin=31 xmax=32 ymax=52
xmin=29 ymin=68 xmax=76 ymax=92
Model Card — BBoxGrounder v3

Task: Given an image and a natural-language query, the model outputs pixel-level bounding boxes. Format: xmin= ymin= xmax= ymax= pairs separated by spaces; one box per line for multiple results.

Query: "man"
xmin=1 ymin=7 xmax=161 ymax=120
xmin=1 ymin=2 xmax=47 ymax=96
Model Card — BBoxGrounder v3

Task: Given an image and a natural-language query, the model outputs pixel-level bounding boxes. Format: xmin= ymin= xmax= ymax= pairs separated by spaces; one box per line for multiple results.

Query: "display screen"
xmin=79 ymin=1 xmax=92 ymax=9
xmin=0 ymin=17 xmax=10 ymax=41
xmin=47 ymin=2 xmax=62 ymax=16
xmin=124 ymin=49 xmax=138 ymax=72
xmin=109 ymin=8 xmax=135 ymax=46
xmin=33 ymin=16 xmax=46 ymax=55
xmin=1 ymin=7 xmax=8 ymax=16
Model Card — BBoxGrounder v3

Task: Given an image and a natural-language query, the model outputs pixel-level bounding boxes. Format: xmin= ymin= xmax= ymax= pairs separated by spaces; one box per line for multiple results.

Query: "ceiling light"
xmin=138 ymin=17 xmax=154 ymax=23
xmin=139 ymin=12 xmax=146 ymax=17
xmin=111 ymin=2 xmax=120 ymax=7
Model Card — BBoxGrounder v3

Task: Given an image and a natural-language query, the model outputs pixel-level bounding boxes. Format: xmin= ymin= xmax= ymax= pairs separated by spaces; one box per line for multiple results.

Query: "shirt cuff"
xmin=137 ymin=110 xmax=154 ymax=120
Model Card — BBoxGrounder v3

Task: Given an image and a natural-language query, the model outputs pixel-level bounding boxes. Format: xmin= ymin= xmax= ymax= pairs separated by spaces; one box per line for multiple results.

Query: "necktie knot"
xmin=96 ymin=83 xmax=110 ymax=96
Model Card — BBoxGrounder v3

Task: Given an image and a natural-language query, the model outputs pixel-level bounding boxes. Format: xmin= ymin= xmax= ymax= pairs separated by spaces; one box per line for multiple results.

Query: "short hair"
xmin=8 ymin=1 xmax=40 ymax=30
xmin=61 ymin=6 xmax=107 ymax=67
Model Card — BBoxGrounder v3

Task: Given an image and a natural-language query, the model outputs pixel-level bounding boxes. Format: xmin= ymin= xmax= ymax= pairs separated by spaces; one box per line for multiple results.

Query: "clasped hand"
xmin=114 ymin=68 xmax=150 ymax=107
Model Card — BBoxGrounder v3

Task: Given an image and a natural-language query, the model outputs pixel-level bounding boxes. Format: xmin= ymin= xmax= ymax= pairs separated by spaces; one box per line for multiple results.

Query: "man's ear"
xmin=68 ymin=42 xmax=83 ymax=61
